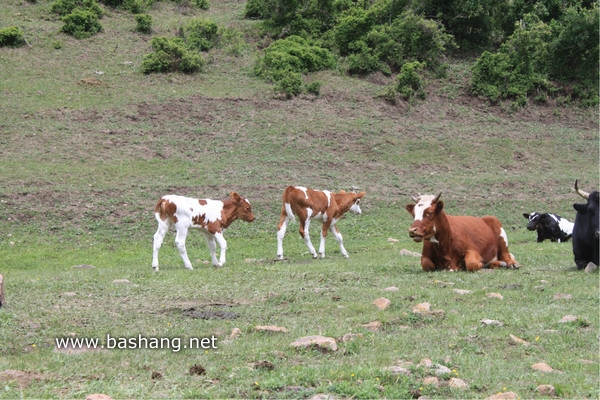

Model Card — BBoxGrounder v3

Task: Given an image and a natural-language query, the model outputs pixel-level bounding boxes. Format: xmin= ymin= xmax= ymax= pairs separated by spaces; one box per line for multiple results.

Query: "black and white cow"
xmin=572 ymin=180 xmax=599 ymax=270
xmin=522 ymin=212 xmax=574 ymax=243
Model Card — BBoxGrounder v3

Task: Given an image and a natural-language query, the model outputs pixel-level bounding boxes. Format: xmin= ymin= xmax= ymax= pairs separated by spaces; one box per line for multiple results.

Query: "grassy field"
xmin=0 ymin=0 xmax=598 ymax=398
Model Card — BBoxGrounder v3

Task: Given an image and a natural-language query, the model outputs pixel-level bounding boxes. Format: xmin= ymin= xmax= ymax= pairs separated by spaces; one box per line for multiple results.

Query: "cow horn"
xmin=433 ymin=192 xmax=442 ymax=202
xmin=575 ymin=180 xmax=590 ymax=200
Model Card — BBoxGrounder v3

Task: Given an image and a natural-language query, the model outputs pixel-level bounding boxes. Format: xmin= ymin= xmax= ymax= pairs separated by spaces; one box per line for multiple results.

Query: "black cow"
xmin=572 ymin=180 xmax=599 ymax=270
xmin=523 ymin=212 xmax=574 ymax=243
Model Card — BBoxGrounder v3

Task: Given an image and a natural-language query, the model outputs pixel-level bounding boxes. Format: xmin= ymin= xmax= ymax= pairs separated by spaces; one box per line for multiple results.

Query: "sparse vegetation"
xmin=0 ymin=26 xmax=25 ymax=47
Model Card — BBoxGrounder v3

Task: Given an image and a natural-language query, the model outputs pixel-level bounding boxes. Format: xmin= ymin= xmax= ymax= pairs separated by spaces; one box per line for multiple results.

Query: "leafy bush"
xmin=305 ymin=80 xmax=321 ymax=96
xmin=334 ymin=7 xmax=373 ymax=56
xmin=141 ymin=36 xmax=205 ymax=74
xmin=135 ymin=13 xmax=152 ymax=34
xmin=51 ymin=0 xmax=103 ymax=17
xmin=0 ymin=26 xmax=26 ymax=48
xmin=191 ymin=0 xmax=208 ymax=10
xmin=396 ymin=60 xmax=425 ymax=100
xmin=273 ymin=71 xmax=303 ymax=98
xmin=61 ymin=8 xmax=103 ymax=39
xmin=346 ymin=40 xmax=380 ymax=75
xmin=184 ymin=18 xmax=218 ymax=51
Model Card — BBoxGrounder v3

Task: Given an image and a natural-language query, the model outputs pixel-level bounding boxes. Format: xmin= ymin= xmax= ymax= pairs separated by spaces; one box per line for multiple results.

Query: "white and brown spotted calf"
xmin=152 ymin=192 xmax=255 ymax=270
xmin=276 ymin=186 xmax=366 ymax=260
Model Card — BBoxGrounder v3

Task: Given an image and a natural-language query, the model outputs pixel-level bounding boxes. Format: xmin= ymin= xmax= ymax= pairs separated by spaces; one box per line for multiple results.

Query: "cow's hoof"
xmin=152 ymin=266 xmax=159 ymax=272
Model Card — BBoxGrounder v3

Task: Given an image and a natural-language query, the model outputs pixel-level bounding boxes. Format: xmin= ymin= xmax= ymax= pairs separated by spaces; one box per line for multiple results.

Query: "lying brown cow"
xmin=405 ymin=193 xmax=518 ymax=271
xmin=276 ymin=186 xmax=366 ymax=260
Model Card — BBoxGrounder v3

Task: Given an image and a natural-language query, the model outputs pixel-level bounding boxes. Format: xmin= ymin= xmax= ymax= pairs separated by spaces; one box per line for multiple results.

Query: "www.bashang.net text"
xmin=54 ymin=334 xmax=218 ymax=353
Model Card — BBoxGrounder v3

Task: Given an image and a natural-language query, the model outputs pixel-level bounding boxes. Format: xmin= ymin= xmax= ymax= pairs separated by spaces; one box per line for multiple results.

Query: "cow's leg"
xmin=464 ymin=250 xmax=483 ymax=272
xmin=276 ymin=213 xmax=291 ymax=260
xmin=421 ymin=257 xmax=436 ymax=271
xmin=152 ymin=219 xmax=170 ymax=271
xmin=214 ymin=232 xmax=228 ymax=267
xmin=174 ymin=227 xmax=193 ymax=270
xmin=329 ymin=222 xmax=349 ymax=258
xmin=497 ymin=228 xmax=519 ymax=269
xmin=202 ymin=233 xmax=219 ymax=266
xmin=299 ymin=215 xmax=317 ymax=258
xmin=318 ymin=221 xmax=330 ymax=258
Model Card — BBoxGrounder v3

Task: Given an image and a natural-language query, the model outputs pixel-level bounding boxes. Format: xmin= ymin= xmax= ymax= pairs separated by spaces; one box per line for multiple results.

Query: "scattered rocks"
xmin=400 ymin=249 xmax=421 ymax=257
xmin=373 ymin=297 xmax=391 ymax=310
xmin=255 ymin=325 xmax=288 ymax=333
xmin=383 ymin=286 xmax=399 ymax=292
xmin=383 ymin=365 xmax=411 ymax=375
xmin=486 ymin=292 xmax=503 ymax=299
xmin=61 ymin=292 xmax=77 ymax=297
xmin=509 ymin=334 xmax=529 ymax=346
xmin=387 ymin=237 xmax=399 ymax=243
xmin=422 ymin=376 xmax=440 ymax=386
xmin=412 ymin=302 xmax=445 ymax=316
xmin=531 ymin=363 xmax=554 ymax=373
xmin=112 ymin=279 xmax=131 ymax=284
xmin=290 ymin=335 xmax=338 ymax=352
xmin=536 ymin=384 xmax=556 ymax=396
xmin=339 ymin=333 xmax=363 ymax=343
xmin=558 ymin=315 xmax=578 ymax=323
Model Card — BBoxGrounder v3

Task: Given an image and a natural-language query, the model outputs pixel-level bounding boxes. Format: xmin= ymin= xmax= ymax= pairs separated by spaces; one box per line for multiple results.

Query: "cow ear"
xmin=339 ymin=190 xmax=347 ymax=194
xmin=405 ymin=204 xmax=415 ymax=216
xmin=357 ymin=191 xmax=366 ymax=198
xmin=435 ymin=200 xmax=444 ymax=214
xmin=230 ymin=192 xmax=242 ymax=203
xmin=523 ymin=213 xmax=530 ymax=219
xmin=573 ymin=203 xmax=587 ymax=214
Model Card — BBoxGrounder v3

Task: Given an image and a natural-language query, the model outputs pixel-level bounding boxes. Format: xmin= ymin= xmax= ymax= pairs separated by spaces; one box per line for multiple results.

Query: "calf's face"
xmin=230 ymin=192 xmax=256 ymax=223
xmin=523 ymin=212 xmax=541 ymax=231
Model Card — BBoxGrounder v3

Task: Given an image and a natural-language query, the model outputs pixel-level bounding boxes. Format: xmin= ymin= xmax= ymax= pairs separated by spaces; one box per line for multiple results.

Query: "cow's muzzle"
xmin=408 ymin=227 xmax=424 ymax=242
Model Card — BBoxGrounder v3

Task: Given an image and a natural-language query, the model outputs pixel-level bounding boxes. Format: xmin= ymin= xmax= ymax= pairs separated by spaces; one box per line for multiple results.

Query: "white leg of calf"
xmin=152 ymin=224 xmax=169 ymax=271
xmin=174 ymin=228 xmax=193 ymax=270
xmin=276 ymin=218 xmax=289 ymax=260
xmin=214 ymin=232 xmax=227 ymax=267
xmin=331 ymin=225 xmax=349 ymax=258
xmin=204 ymin=233 xmax=219 ymax=267
xmin=318 ymin=234 xmax=326 ymax=258
xmin=303 ymin=219 xmax=317 ymax=258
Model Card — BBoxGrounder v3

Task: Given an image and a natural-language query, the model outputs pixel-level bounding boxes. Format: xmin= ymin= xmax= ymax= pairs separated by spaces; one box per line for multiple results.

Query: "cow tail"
xmin=155 ymin=198 xmax=167 ymax=222
xmin=282 ymin=186 xmax=296 ymax=222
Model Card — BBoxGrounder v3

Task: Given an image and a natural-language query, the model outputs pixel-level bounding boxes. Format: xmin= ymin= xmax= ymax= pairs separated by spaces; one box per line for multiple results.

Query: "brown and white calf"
xmin=152 ymin=192 xmax=255 ymax=270
xmin=276 ymin=186 xmax=366 ymax=259
xmin=405 ymin=193 xmax=518 ymax=272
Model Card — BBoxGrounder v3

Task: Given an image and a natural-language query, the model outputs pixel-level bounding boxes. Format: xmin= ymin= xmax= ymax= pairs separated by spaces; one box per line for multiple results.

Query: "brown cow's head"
xmin=405 ymin=193 xmax=443 ymax=242
xmin=231 ymin=192 xmax=256 ymax=222
xmin=336 ymin=190 xmax=366 ymax=215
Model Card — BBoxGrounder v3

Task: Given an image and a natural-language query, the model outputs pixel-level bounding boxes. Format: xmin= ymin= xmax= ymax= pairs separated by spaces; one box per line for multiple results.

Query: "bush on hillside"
xmin=141 ymin=36 xmax=205 ymax=74
xmin=396 ymin=60 xmax=425 ymax=100
xmin=0 ymin=26 xmax=26 ymax=47
xmin=135 ymin=13 xmax=152 ymax=34
xmin=184 ymin=18 xmax=218 ymax=51
xmin=61 ymin=8 xmax=103 ymax=39
xmin=51 ymin=0 xmax=103 ymax=17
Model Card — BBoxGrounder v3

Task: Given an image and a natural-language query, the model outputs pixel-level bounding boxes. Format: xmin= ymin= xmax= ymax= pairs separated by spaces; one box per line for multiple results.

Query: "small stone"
xmin=509 ymin=334 xmax=528 ymax=345
xmin=553 ymin=293 xmax=573 ymax=300
xmin=486 ymin=392 xmax=519 ymax=399
xmin=536 ymin=384 xmax=555 ymax=396
xmin=487 ymin=292 xmax=503 ymax=299
xmin=433 ymin=364 xmax=452 ymax=376
xmin=339 ymin=333 xmax=363 ymax=342
xmin=61 ymin=292 xmax=77 ymax=297
xmin=400 ymin=249 xmax=421 ymax=257
xmin=387 ymin=238 xmax=399 ymax=243
xmin=584 ymin=262 xmax=598 ymax=273
xmin=422 ymin=376 xmax=440 ymax=386
xmin=448 ymin=377 xmax=468 ymax=389
xmin=290 ymin=336 xmax=337 ymax=352
xmin=361 ymin=321 xmax=382 ymax=331
xmin=373 ymin=297 xmax=391 ymax=310
xmin=86 ymin=395 xmax=113 ymax=400
xmin=73 ymin=264 xmax=95 ymax=269
xmin=384 ymin=286 xmax=399 ymax=292
xmin=229 ymin=328 xmax=242 ymax=338
xmin=112 ymin=279 xmax=130 ymax=284
xmin=413 ymin=302 xmax=431 ymax=314
xmin=384 ymin=366 xmax=411 ymax=375
xmin=558 ymin=315 xmax=578 ymax=323
xmin=531 ymin=363 xmax=554 ymax=373
xmin=453 ymin=289 xmax=473 ymax=295
xmin=481 ymin=319 xmax=503 ymax=326
xmin=255 ymin=325 xmax=289 ymax=333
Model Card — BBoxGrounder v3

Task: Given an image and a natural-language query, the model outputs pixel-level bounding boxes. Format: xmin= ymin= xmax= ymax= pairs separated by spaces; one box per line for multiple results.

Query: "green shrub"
xmin=184 ymin=18 xmax=218 ymax=51
xmin=0 ymin=26 xmax=26 ymax=48
xmin=273 ymin=71 xmax=302 ymax=98
xmin=123 ymin=0 xmax=148 ymax=13
xmin=135 ymin=13 xmax=152 ymax=34
xmin=141 ymin=36 xmax=205 ymax=74
xmin=305 ymin=80 xmax=321 ymax=96
xmin=334 ymin=7 xmax=373 ymax=56
xmin=346 ymin=40 xmax=379 ymax=75
xmin=51 ymin=0 xmax=103 ymax=17
xmin=61 ymin=8 xmax=103 ymax=39
xmin=396 ymin=60 xmax=425 ymax=100
xmin=191 ymin=0 xmax=208 ymax=10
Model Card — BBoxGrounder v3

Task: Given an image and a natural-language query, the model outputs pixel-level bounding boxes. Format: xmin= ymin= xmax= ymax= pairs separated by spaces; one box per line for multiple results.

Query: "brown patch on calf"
xmin=155 ymin=198 xmax=178 ymax=223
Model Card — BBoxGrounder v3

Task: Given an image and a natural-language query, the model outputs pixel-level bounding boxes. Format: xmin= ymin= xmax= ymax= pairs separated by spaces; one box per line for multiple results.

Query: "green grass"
xmin=0 ymin=0 xmax=598 ymax=398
